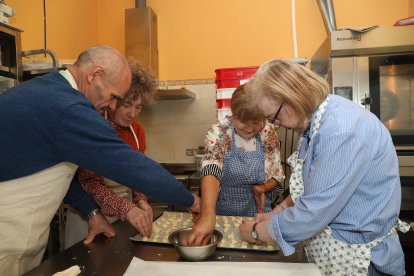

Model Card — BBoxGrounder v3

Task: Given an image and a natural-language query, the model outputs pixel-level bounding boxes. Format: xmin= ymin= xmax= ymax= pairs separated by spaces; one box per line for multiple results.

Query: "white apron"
xmin=0 ymin=162 xmax=78 ymax=276
xmin=65 ymin=124 xmax=139 ymax=247
xmin=287 ymin=96 xmax=410 ymax=276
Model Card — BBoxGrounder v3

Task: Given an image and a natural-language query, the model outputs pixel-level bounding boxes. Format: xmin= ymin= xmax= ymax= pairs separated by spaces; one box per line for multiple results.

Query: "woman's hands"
xmin=126 ymin=200 xmax=154 ymax=237
xmin=253 ymin=184 xmax=266 ymax=213
xmin=253 ymin=179 xmax=278 ymax=213
xmin=239 ymin=218 xmax=257 ymax=243
xmin=254 ymin=210 xmax=274 ymax=222
xmin=137 ymin=199 xmax=154 ymax=222
xmin=187 ymin=175 xmax=220 ymax=246
xmin=239 ymin=211 xmax=273 ymax=243
xmin=187 ymin=195 xmax=201 ymax=222
xmin=186 ymin=213 xmax=216 ymax=246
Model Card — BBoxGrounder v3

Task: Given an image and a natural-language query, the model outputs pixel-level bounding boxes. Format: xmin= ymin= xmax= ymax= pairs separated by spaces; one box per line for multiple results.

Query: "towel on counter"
xmin=123 ymin=257 xmax=322 ymax=276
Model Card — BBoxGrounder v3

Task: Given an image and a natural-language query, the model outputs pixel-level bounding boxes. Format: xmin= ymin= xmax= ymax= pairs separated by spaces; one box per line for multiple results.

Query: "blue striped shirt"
xmin=268 ymin=95 xmax=404 ymax=275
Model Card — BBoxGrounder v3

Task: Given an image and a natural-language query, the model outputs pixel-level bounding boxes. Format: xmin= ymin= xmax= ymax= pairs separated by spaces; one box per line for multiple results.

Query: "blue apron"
xmin=216 ymin=127 xmax=270 ymax=216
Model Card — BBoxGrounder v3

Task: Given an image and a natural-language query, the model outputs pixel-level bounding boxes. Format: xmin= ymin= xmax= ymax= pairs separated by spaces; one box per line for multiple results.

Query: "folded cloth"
xmin=52 ymin=265 xmax=81 ymax=276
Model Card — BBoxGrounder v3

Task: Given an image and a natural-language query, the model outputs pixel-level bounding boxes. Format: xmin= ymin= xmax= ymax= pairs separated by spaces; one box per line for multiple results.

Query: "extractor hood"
xmin=125 ymin=6 xmax=159 ymax=78
xmin=125 ymin=3 xmax=195 ymax=101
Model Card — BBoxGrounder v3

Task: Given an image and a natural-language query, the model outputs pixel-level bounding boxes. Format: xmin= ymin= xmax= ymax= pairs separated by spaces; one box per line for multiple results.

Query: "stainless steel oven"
xmin=312 ymin=26 xmax=414 ymax=149
xmin=311 ymin=25 xmax=414 ymax=217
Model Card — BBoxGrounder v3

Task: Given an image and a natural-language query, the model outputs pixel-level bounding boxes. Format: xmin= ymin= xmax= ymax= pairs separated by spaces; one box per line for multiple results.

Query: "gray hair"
xmin=248 ymin=59 xmax=329 ymax=129
xmin=74 ymin=45 xmax=129 ymax=84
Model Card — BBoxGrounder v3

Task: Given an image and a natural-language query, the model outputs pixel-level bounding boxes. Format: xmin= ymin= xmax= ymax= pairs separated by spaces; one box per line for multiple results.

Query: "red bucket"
xmin=215 ymin=66 xmax=258 ymax=80
xmin=216 ymin=98 xmax=231 ymax=109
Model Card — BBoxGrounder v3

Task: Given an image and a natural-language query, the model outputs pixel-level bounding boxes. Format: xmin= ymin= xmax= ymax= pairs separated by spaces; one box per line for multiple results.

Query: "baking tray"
xmin=130 ymin=211 xmax=278 ymax=251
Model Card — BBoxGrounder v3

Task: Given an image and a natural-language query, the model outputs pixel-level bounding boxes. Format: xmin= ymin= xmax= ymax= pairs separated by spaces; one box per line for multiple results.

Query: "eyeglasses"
xmin=268 ymin=102 xmax=284 ymax=125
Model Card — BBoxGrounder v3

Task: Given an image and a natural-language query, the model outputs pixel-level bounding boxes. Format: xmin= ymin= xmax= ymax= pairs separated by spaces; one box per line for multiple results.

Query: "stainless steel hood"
xmin=125 ymin=5 xmax=195 ymax=101
xmin=125 ymin=7 xmax=159 ymax=77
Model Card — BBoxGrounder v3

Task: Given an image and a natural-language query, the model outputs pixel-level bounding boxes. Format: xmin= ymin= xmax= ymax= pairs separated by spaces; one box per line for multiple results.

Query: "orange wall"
xmin=8 ymin=0 xmax=100 ymax=60
xmin=97 ymin=0 xmax=134 ymax=52
xmin=7 ymin=0 xmax=44 ymax=50
xmin=7 ymin=0 xmax=411 ymax=80
xmin=409 ymin=0 xmax=414 ymax=15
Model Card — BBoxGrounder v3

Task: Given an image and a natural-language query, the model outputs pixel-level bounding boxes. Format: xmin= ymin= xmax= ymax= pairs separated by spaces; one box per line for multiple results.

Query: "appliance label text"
xmin=337 ymin=35 xmax=361 ymax=42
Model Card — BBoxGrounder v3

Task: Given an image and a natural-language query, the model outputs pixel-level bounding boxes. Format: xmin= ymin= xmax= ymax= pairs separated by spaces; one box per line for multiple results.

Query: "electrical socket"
xmin=186 ymin=149 xmax=197 ymax=156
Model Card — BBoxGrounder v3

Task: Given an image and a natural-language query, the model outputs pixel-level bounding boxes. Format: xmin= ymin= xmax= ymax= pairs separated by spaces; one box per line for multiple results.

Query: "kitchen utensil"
xmin=168 ymin=227 xmax=223 ymax=261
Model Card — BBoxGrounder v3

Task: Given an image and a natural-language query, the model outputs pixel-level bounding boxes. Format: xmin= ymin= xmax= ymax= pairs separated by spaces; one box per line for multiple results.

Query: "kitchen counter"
xmin=24 ymin=211 xmax=309 ymax=276
xmin=188 ymin=171 xmax=201 ymax=180
xmin=23 ymin=211 xmax=414 ymax=275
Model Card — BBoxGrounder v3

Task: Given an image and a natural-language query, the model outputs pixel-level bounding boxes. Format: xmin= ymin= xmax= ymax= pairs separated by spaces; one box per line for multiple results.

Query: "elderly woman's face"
xmin=233 ymin=117 xmax=264 ymax=140
xmin=108 ymin=95 xmax=143 ymax=127
xmin=259 ymin=98 xmax=305 ymax=131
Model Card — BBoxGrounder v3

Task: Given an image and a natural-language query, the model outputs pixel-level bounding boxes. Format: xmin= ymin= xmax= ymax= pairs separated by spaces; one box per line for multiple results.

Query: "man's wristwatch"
xmin=87 ymin=208 xmax=101 ymax=219
xmin=251 ymin=222 xmax=259 ymax=241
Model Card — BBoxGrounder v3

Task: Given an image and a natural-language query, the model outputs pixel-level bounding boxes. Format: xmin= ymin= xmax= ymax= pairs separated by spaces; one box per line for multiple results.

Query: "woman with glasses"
xmin=238 ymin=59 xmax=409 ymax=276
xmin=187 ymin=84 xmax=284 ymax=246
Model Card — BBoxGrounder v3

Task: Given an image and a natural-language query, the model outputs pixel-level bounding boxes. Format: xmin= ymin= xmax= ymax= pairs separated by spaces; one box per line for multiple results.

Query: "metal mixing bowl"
xmin=168 ymin=227 xmax=223 ymax=261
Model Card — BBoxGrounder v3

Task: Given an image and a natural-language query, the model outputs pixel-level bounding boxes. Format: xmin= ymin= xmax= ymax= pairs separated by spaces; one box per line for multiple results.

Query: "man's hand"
xmin=84 ymin=213 xmax=116 ymax=244
xmin=253 ymin=184 xmax=266 ymax=213
xmin=126 ymin=206 xmax=152 ymax=237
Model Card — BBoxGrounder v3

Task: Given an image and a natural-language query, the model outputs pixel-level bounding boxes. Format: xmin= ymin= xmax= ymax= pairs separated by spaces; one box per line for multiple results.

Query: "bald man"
xmin=0 ymin=45 xmax=200 ymax=275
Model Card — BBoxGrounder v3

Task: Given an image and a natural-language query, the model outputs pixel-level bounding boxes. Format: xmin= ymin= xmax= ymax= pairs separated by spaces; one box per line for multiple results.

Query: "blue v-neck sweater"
xmin=0 ymin=72 xmax=194 ymax=208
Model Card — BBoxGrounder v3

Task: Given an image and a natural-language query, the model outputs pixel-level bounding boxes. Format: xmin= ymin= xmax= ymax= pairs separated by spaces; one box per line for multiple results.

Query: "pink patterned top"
xmin=201 ymin=115 xmax=284 ymax=184
xmin=77 ymin=119 xmax=148 ymax=221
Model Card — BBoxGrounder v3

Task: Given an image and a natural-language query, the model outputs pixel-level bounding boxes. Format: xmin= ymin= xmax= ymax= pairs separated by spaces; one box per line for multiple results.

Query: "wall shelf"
xmin=156 ymin=87 xmax=196 ymax=101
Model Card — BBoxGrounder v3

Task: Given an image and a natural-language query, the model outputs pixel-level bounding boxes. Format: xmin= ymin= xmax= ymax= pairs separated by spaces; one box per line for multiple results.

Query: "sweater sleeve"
xmin=64 ymin=177 xmax=98 ymax=218
xmin=54 ymin=103 xmax=194 ymax=208
xmin=132 ymin=190 xmax=148 ymax=203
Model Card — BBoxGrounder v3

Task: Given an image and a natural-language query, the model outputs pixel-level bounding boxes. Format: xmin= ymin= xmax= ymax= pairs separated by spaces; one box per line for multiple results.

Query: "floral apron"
xmin=287 ymin=96 xmax=410 ymax=275
xmin=216 ymin=128 xmax=268 ymax=217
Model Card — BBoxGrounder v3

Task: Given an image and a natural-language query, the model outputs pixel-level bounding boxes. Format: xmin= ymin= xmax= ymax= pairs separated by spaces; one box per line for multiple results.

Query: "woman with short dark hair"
xmin=188 ymin=83 xmax=285 ymax=246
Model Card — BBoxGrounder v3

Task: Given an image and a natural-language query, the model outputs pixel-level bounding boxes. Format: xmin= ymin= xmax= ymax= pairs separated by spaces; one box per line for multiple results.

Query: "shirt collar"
xmin=59 ymin=69 xmax=78 ymax=90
